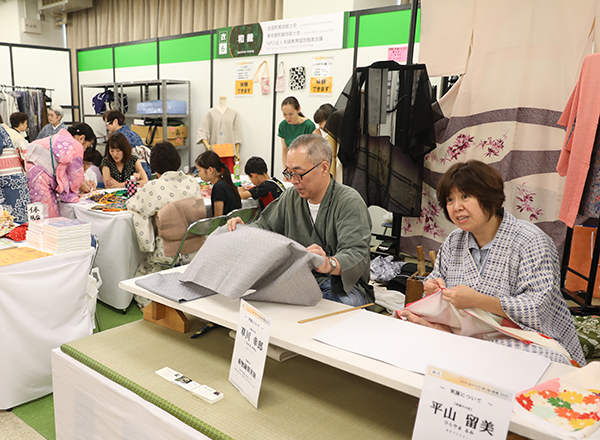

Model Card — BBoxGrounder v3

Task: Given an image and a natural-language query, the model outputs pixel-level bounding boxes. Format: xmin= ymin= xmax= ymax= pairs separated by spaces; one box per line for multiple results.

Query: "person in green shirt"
xmin=278 ymin=96 xmax=316 ymax=170
xmin=228 ymin=134 xmax=373 ymax=306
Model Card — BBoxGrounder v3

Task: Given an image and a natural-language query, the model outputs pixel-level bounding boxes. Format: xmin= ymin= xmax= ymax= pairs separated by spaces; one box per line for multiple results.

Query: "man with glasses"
xmin=228 ymin=134 xmax=373 ymax=306
xmin=103 ymin=109 xmax=144 ymax=148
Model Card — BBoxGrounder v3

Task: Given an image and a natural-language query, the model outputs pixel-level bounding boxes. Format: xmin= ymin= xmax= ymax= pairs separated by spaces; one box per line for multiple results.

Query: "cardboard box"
xmin=131 ymin=125 xmax=188 ymax=147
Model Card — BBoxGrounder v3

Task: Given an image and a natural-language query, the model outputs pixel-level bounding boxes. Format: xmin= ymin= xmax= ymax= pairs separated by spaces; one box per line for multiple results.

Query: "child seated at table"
xmin=83 ymin=147 xmax=103 ymax=189
xmin=196 ymin=150 xmax=241 ymax=217
xmin=238 ymin=156 xmax=285 ymax=210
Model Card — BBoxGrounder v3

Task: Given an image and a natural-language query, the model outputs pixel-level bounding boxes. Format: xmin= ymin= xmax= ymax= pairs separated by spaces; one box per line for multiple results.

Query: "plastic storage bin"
xmin=136 ymin=100 xmax=187 ymax=115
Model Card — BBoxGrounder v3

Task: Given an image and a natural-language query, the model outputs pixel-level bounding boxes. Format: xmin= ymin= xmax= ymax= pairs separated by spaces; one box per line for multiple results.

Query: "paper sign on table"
xmin=27 ymin=202 xmax=45 ymax=222
xmin=229 ymin=299 xmax=271 ymax=408
xmin=412 ymin=366 xmax=513 ymax=440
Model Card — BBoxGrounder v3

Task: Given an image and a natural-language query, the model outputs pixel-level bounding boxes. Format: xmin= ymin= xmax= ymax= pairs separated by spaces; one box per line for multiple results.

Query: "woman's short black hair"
xmin=150 ymin=142 xmax=181 ymax=175
xmin=9 ymin=112 xmax=28 ymax=128
xmin=106 ymin=132 xmax=132 ymax=163
xmin=436 ymin=160 xmax=505 ymax=222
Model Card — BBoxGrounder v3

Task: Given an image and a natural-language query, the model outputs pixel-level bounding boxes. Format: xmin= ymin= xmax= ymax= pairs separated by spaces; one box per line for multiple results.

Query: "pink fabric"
xmin=26 ymin=129 xmax=84 ymax=217
xmin=557 ymin=53 xmax=600 ymax=227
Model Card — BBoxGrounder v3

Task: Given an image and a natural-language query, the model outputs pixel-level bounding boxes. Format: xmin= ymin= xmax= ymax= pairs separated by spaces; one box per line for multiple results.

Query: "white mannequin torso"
xmin=217 ymin=96 xmax=227 ymax=115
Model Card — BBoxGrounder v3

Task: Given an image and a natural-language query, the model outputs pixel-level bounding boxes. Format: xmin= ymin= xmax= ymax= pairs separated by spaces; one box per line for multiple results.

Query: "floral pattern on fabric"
xmin=0 ymin=174 xmax=30 ymax=223
xmin=574 ymin=315 xmax=600 ymax=359
xmin=126 ymin=170 xmax=204 ymax=275
xmin=515 ymin=363 xmax=600 ymax=439
xmin=26 ymin=129 xmax=84 ymax=217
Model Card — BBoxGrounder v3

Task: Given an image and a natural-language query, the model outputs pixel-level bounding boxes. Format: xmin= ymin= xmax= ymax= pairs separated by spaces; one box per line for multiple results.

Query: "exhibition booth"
xmin=1 ymin=2 xmax=600 ymax=440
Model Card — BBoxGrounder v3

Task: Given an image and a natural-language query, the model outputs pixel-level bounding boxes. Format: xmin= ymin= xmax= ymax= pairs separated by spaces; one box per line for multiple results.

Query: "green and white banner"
xmin=217 ymin=12 xmax=344 ymax=58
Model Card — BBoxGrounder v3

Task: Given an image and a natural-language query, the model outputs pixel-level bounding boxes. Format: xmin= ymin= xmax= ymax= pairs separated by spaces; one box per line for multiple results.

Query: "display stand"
xmin=80 ymin=79 xmax=192 ymax=168
xmin=561 ymin=222 xmax=600 ymax=315
xmin=369 ymin=1 xmax=419 ymax=260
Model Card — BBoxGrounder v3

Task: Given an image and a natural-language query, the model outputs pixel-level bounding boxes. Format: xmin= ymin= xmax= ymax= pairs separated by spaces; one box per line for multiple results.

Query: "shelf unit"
xmin=80 ymin=79 xmax=192 ymax=168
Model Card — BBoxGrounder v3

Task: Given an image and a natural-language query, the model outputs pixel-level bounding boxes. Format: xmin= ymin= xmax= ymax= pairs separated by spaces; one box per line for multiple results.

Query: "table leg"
xmin=143 ymin=302 xmax=189 ymax=333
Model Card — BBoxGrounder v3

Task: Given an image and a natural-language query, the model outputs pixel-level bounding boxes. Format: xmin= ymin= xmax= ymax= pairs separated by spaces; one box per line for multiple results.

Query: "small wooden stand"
xmin=406 ymin=273 xmax=427 ymax=304
xmin=143 ymin=301 xmax=189 ymax=333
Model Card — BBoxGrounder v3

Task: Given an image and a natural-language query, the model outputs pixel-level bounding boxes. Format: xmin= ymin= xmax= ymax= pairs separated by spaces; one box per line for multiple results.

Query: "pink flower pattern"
xmin=475 ymin=131 xmax=508 ymax=157
xmin=440 ymin=133 xmax=474 ymax=164
xmin=515 ymin=183 xmax=544 ymax=221
xmin=403 ymin=194 xmax=447 ymax=239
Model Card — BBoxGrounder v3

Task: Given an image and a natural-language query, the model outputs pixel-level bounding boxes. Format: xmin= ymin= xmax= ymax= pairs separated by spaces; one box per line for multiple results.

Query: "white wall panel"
xmin=212 ymin=55 xmax=276 ymax=174
xmin=12 ymin=46 xmax=73 ymax=122
xmin=272 ymin=48 xmax=354 ymax=177
xmin=0 ymin=46 xmax=12 ymax=85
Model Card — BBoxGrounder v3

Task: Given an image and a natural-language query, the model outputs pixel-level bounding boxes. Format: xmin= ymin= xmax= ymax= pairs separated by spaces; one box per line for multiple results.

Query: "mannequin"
xmin=197 ymin=96 xmax=242 ymax=160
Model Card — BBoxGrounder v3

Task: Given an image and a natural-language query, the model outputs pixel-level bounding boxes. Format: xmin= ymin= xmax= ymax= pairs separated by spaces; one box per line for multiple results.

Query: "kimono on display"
xmin=326 ymin=61 xmax=442 ymax=217
xmin=404 ymin=0 xmax=600 ymax=256
xmin=0 ymin=124 xmax=30 ymax=223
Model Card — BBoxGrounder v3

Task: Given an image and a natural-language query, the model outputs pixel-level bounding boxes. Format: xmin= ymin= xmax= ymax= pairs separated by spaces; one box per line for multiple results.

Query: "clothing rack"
xmin=0 ymin=84 xmax=54 ymax=92
xmin=561 ymin=223 xmax=600 ymax=315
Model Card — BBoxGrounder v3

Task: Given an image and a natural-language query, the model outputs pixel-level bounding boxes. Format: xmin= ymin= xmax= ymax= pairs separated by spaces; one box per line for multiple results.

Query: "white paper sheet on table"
xmin=313 ymin=310 xmax=551 ymax=394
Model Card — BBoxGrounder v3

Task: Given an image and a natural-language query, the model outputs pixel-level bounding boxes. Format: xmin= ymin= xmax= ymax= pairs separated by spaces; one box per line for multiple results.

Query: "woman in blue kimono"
xmin=400 ymin=160 xmax=585 ymax=367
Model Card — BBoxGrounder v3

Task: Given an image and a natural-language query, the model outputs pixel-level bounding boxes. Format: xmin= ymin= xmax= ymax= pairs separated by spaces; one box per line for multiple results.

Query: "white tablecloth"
xmin=52 ymin=349 xmax=209 ymax=440
xmin=0 ymin=248 xmax=94 ymax=409
xmin=60 ymin=201 xmax=143 ymax=310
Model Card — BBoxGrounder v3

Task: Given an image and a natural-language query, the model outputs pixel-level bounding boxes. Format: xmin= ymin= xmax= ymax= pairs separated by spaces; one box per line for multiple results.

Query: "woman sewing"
xmin=399 ymin=160 xmax=585 ymax=367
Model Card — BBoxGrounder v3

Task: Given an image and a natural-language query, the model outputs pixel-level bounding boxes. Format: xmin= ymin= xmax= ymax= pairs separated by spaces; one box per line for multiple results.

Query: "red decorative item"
xmin=5 ymin=223 xmax=28 ymax=241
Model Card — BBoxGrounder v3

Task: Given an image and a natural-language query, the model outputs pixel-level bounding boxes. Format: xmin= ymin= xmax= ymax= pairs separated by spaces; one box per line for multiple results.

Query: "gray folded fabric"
xmin=179 ymin=225 xmax=324 ymax=306
xmin=135 ymin=272 xmax=216 ymax=303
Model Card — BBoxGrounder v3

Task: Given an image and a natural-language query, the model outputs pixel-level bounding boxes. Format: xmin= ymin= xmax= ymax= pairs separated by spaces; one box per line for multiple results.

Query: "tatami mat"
xmin=62 ymin=319 xmax=418 ymax=440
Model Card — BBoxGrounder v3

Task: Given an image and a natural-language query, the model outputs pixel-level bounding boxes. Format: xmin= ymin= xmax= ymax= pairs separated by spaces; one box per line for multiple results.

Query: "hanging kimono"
xmin=26 ymin=129 xmax=84 ymax=218
xmin=326 ymin=61 xmax=442 ymax=216
xmin=0 ymin=124 xmax=30 ymax=223
xmin=402 ymin=0 xmax=600 ymax=257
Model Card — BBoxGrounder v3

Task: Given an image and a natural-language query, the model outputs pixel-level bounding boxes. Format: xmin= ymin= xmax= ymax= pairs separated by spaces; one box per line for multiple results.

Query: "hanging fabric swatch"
xmin=289 ymin=66 xmax=306 ymax=90
xmin=276 ymin=61 xmax=286 ymax=93
xmin=253 ymin=60 xmax=271 ymax=95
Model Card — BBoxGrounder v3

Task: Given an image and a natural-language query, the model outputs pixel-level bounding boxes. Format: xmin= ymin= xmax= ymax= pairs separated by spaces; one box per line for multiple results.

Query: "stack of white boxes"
xmin=26 ymin=217 xmax=91 ymax=253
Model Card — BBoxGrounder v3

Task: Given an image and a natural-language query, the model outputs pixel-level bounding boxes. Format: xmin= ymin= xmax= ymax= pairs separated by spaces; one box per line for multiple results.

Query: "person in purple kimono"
xmin=27 ymin=123 xmax=96 ymax=218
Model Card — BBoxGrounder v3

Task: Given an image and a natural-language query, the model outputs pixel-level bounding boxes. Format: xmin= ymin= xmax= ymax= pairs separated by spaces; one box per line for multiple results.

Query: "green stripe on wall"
xmin=346 ymin=16 xmax=356 ymax=49
xmin=159 ymin=35 xmax=211 ymax=64
xmin=78 ymin=48 xmax=113 ymax=72
xmin=114 ymin=42 xmax=158 ymax=68
xmin=358 ymin=9 xmax=420 ymax=48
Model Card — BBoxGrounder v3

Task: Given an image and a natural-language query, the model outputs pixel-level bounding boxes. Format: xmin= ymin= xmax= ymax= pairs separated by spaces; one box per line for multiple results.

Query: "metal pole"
xmin=406 ymin=0 xmax=419 ymax=66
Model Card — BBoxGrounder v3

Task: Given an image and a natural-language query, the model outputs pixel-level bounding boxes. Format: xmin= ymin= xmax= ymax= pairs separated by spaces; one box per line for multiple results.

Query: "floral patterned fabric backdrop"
xmin=402 ymin=0 xmax=600 ymax=259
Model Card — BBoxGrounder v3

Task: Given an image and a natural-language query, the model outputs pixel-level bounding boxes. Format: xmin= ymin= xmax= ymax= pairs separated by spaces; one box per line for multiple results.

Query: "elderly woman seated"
xmin=126 ymin=141 xmax=205 ymax=278
xmin=399 ymin=160 xmax=585 ymax=367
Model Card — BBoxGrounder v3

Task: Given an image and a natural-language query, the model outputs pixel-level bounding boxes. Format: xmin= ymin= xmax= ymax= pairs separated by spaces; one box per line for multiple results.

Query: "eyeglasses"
xmin=283 ymin=162 xmax=323 ymax=181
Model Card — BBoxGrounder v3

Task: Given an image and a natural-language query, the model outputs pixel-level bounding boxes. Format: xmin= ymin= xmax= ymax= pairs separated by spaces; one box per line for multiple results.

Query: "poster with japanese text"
xmin=310 ymin=56 xmax=334 ymax=95
xmin=235 ymin=60 xmax=255 ymax=96
xmin=229 ymin=300 xmax=271 ymax=408
xmin=412 ymin=366 xmax=514 ymax=440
